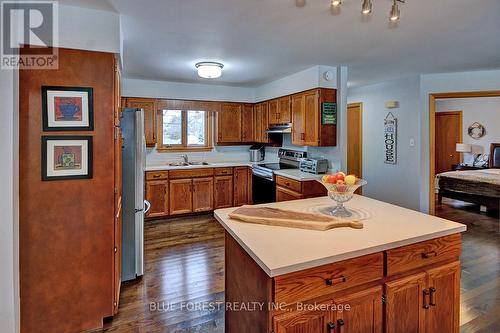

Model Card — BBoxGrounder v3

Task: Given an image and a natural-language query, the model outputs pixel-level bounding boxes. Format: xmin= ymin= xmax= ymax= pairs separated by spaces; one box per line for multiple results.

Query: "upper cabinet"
xmin=291 ymin=88 xmax=337 ymax=147
xmin=269 ymin=96 xmax=291 ymax=125
xmin=241 ymin=104 xmax=255 ymax=143
xmin=217 ymin=103 xmax=242 ymax=143
xmin=254 ymin=101 xmax=270 ymax=143
xmin=124 ymin=97 xmax=157 ymax=147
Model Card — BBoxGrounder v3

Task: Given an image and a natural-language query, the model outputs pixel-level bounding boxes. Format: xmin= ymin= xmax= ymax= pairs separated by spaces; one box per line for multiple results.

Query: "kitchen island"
xmin=214 ymin=195 xmax=466 ymax=333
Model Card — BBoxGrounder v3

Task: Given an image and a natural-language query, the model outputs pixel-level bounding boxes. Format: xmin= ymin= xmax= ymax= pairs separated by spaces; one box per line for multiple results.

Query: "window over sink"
xmin=158 ymin=109 xmax=213 ymax=152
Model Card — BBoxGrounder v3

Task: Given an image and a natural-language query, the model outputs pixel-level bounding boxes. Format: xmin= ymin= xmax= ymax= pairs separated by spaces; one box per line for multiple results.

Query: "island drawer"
xmin=169 ymin=168 xmax=214 ymax=179
xmin=214 ymin=167 xmax=233 ymax=176
xmin=276 ymin=175 xmax=302 ymax=193
xmin=386 ymin=234 xmax=462 ymax=276
xmin=146 ymin=171 xmax=169 ymax=180
xmin=273 ymin=253 xmax=384 ymax=305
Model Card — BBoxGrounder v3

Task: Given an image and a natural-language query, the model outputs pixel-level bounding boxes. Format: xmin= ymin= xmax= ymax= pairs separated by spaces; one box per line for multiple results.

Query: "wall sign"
xmin=322 ymin=102 xmax=337 ymax=125
xmin=384 ymin=112 xmax=397 ymax=164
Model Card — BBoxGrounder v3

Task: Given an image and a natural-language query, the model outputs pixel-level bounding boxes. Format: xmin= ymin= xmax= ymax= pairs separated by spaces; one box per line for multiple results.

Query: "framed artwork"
xmin=41 ymin=136 xmax=93 ymax=181
xmin=42 ymin=86 xmax=94 ymax=131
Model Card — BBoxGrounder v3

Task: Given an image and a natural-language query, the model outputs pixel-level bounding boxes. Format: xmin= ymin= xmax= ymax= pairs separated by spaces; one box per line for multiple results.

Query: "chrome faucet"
xmin=181 ymin=154 xmax=188 ymax=164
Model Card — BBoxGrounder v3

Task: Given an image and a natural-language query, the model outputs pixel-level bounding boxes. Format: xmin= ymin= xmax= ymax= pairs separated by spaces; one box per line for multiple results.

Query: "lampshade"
xmin=456 ymin=143 xmax=472 ymax=153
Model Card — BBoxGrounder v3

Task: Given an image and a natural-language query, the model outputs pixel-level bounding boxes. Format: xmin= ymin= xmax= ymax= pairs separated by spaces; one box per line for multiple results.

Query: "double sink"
xmin=166 ymin=161 xmax=210 ymax=167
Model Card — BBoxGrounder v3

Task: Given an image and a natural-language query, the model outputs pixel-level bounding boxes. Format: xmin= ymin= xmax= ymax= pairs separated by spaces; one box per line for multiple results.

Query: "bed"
xmin=436 ymin=143 xmax=500 ymax=210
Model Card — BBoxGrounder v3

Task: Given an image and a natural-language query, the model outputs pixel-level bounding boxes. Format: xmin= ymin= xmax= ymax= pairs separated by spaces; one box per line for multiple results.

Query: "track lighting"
xmin=389 ymin=0 xmax=400 ymax=21
xmin=361 ymin=0 xmax=372 ymax=14
xmin=331 ymin=0 xmax=342 ymax=7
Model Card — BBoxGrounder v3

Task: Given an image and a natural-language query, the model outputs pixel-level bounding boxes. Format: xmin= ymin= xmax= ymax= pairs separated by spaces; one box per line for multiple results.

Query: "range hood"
xmin=265 ymin=123 xmax=292 ymax=134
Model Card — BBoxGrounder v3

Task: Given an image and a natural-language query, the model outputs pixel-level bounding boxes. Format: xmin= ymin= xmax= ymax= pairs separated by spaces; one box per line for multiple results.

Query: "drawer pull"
xmin=325 ymin=275 xmax=346 ymax=286
xmin=153 ymin=175 xmax=161 ymax=178
xmin=423 ymin=289 xmax=430 ymax=309
xmin=327 ymin=322 xmax=335 ymax=332
xmin=421 ymin=251 xmax=438 ymax=259
xmin=285 ymin=182 xmax=290 ymax=186
xmin=337 ymin=319 xmax=345 ymax=333
xmin=429 ymin=287 xmax=436 ymax=306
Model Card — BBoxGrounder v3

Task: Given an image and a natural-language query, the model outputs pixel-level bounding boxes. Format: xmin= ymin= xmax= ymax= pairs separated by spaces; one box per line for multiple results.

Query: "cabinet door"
xmin=146 ymin=180 xmax=169 ymax=218
xmin=241 ymin=104 xmax=255 ymax=143
xmin=268 ymin=99 xmax=279 ymax=124
xmin=260 ymin=102 xmax=269 ymax=143
xmin=169 ymin=179 xmax=192 ymax=215
xmin=333 ymin=286 xmax=383 ymax=333
xmin=278 ymin=96 xmax=291 ymax=123
xmin=214 ymin=176 xmax=233 ymax=209
xmin=303 ymin=90 xmax=320 ymax=146
xmin=426 ymin=261 xmax=460 ymax=333
xmin=291 ymin=93 xmax=305 ymax=145
xmin=218 ymin=103 xmax=242 ymax=143
xmin=273 ymin=308 xmax=332 ymax=333
xmin=276 ymin=186 xmax=303 ymax=202
xmin=125 ymin=98 xmax=156 ymax=147
xmin=233 ymin=167 xmax=249 ymax=206
xmin=385 ymin=272 xmax=427 ymax=333
xmin=192 ymin=177 xmax=214 ymax=212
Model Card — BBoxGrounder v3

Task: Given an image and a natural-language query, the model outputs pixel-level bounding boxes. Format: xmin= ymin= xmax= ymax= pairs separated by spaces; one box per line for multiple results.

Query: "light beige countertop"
xmin=214 ymin=195 xmax=466 ymax=277
xmin=274 ymin=169 xmax=325 ymax=181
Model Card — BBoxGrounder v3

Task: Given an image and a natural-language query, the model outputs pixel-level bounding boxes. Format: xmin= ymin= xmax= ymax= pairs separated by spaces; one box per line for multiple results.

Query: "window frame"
xmin=157 ymin=108 xmax=213 ymax=152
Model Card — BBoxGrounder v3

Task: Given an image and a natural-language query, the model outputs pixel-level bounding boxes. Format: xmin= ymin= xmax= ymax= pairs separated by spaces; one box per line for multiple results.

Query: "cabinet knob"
xmin=337 ymin=319 xmax=345 ymax=333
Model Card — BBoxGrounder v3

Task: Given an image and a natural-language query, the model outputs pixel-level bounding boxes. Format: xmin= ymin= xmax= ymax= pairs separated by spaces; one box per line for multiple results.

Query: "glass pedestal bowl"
xmin=318 ymin=179 xmax=367 ymax=217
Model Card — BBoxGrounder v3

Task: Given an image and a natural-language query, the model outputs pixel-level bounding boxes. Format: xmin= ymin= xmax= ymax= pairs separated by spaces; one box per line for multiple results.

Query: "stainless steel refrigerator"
xmin=121 ymin=108 xmax=150 ymax=281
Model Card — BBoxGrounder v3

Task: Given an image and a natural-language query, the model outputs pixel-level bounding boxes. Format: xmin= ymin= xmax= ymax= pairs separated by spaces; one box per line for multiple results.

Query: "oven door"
xmin=252 ymin=173 xmax=276 ymax=204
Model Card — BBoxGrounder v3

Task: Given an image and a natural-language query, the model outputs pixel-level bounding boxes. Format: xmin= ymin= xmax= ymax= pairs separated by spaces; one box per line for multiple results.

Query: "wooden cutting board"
xmin=228 ymin=206 xmax=363 ymax=231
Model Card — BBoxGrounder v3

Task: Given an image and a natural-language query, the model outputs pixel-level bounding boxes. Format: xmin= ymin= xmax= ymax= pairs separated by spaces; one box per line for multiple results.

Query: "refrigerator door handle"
xmin=144 ymin=200 xmax=151 ymax=213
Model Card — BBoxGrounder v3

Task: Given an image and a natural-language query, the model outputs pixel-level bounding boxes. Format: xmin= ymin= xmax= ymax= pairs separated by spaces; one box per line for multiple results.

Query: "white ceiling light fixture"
xmin=195 ymin=62 xmax=224 ymax=79
xmin=361 ymin=0 xmax=372 ymax=14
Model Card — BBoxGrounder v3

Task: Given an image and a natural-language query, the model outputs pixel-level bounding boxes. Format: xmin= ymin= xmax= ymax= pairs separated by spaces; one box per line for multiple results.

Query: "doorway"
xmin=347 ymin=103 xmax=363 ymax=194
xmin=428 ymin=91 xmax=500 ymax=215
xmin=435 ymin=111 xmax=463 ymax=174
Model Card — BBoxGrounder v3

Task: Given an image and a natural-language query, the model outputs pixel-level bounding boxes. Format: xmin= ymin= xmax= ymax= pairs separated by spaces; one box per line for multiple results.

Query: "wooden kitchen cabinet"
xmin=217 ymin=103 xmax=242 ymax=143
xmin=273 ymin=307 xmax=332 ymax=333
xmin=254 ymin=101 xmax=270 ymax=143
xmin=192 ymin=177 xmax=214 ymax=212
xmin=291 ymin=88 xmax=337 ymax=147
xmin=268 ymin=99 xmax=279 ymax=125
xmin=125 ymin=97 xmax=157 ymax=147
xmin=214 ymin=175 xmax=234 ymax=209
xmin=233 ymin=167 xmax=251 ymax=206
xmin=241 ymin=104 xmax=255 ymax=143
xmin=276 ymin=175 xmax=327 ymax=202
xmin=169 ymin=179 xmax=193 ymax=215
xmin=145 ymin=180 xmax=169 ymax=218
xmin=333 ymin=287 xmax=383 ymax=333
xmin=278 ymin=96 xmax=292 ymax=123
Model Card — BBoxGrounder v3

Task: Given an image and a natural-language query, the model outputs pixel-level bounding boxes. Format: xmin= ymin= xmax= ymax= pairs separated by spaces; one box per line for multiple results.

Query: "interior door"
xmin=426 ymin=261 xmax=460 ymax=333
xmin=435 ymin=111 xmax=462 ymax=174
xmin=192 ymin=177 xmax=214 ymax=212
xmin=347 ymin=103 xmax=363 ymax=194
xmin=385 ymin=272 xmax=427 ymax=333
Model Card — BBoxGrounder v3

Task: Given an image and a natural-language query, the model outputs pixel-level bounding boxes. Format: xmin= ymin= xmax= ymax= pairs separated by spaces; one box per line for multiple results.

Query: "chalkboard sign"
xmin=384 ymin=112 xmax=397 ymax=164
xmin=322 ymin=102 xmax=337 ymax=125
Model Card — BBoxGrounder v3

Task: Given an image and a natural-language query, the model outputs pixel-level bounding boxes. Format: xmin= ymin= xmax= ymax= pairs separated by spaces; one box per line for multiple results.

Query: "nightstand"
xmin=451 ymin=164 xmax=489 ymax=171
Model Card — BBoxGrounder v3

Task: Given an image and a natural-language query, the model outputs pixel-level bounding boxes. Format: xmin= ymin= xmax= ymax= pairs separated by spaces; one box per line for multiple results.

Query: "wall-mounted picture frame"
xmin=41 ymin=136 xmax=93 ymax=181
xmin=42 ymin=86 xmax=94 ymax=131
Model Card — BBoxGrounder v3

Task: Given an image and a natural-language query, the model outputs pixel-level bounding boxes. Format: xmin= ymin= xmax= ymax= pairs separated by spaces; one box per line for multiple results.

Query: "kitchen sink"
xmin=166 ymin=161 xmax=209 ymax=166
xmin=188 ymin=161 xmax=209 ymax=166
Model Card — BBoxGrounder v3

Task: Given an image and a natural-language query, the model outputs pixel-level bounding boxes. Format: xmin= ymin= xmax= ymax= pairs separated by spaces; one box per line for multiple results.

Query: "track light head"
xmin=389 ymin=1 xmax=400 ymax=21
xmin=361 ymin=0 xmax=372 ymax=14
xmin=331 ymin=0 xmax=342 ymax=7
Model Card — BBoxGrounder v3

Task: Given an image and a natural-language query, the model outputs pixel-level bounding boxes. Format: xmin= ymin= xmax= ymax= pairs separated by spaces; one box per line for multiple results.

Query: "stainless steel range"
xmin=252 ymin=148 xmax=307 ymax=204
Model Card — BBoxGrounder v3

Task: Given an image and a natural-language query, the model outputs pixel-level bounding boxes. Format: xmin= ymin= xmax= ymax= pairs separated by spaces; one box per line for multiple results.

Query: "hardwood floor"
xmin=436 ymin=198 xmax=500 ymax=333
xmin=92 ymin=199 xmax=500 ymax=332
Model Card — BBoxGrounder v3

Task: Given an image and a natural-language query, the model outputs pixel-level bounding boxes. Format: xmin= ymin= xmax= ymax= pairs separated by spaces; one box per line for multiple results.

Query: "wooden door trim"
xmin=347 ymin=103 xmax=363 ymax=195
xmin=428 ymin=90 xmax=500 ymax=215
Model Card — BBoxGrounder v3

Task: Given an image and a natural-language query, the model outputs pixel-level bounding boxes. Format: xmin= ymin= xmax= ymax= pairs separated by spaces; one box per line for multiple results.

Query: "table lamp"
xmin=456 ymin=143 xmax=472 ymax=165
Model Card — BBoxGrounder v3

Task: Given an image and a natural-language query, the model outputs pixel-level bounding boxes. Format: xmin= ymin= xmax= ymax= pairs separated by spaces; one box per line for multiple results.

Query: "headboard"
xmin=490 ymin=143 xmax=500 ymax=168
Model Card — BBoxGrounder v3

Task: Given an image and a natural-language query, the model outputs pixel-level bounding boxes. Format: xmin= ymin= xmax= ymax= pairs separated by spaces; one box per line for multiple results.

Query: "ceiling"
xmin=103 ymin=0 xmax=500 ymax=87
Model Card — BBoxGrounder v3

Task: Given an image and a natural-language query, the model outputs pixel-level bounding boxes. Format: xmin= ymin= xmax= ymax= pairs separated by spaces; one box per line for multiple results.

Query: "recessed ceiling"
xmin=106 ymin=0 xmax=500 ymax=87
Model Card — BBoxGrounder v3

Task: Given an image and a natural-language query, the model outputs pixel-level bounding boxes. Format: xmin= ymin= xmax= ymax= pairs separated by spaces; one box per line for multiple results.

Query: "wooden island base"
xmin=225 ymin=232 xmax=461 ymax=333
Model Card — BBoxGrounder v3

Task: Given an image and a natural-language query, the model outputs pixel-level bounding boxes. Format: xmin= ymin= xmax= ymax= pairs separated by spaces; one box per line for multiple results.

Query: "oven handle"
xmin=252 ymin=168 xmax=274 ymax=181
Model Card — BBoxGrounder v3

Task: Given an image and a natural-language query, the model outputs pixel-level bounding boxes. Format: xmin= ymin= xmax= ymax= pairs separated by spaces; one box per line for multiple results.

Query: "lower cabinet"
xmin=273 ymin=306 xmax=331 ymax=333
xmin=276 ymin=175 xmax=327 ymax=202
xmin=214 ymin=175 xmax=233 ymax=209
xmin=146 ymin=167 xmax=252 ymax=219
xmin=169 ymin=179 xmax=193 ymax=215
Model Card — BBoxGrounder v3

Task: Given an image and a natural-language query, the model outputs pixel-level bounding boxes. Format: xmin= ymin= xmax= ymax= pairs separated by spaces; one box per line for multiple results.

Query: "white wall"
xmin=348 ymin=76 xmax=421 ymax=211
xmin=0 ymin=69 xmax=19 ymax=333
xmin=436 ymin=97 xmax=500 ymax=165
xmin=419 ymin=70 xmax=500 ymax=212
xmin=122 ymin=78 xmax=255 ymax=102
